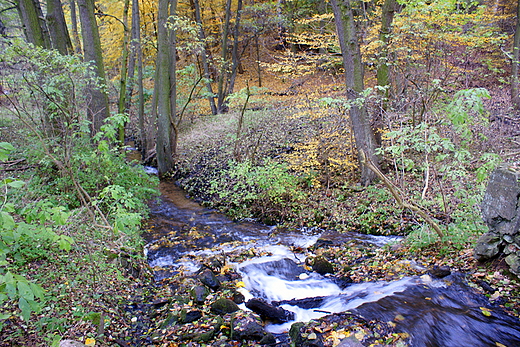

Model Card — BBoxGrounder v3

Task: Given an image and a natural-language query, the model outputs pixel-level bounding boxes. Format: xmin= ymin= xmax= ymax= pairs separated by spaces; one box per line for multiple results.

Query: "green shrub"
xmin=208 ymin=159 xmax=307 ymax=224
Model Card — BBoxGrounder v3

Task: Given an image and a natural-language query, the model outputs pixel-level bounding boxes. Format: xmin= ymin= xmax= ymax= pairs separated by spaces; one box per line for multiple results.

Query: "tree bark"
xmin=15 ymin=0 xmax=51 ymax=48
xmin=374 ymin=0 xmax=398 ymax=145
xmin=46 ymin=0 xmax=73 ymax=54
xmin=191 ymin=0 xmax=217 ymax=115
xmin=69 ymin=0 xmax=83 ymax=54
xmin=133 ymin=0 xmax=146 ymax=159
xmin=117 ymin=0 xmax=131 ymax=144
xmin=331 ymin=0 xmax=379 ymax=186
xmin=168 ymin=0 xmax=178 ymax=157
xmin=77 ymin=0 xmax=110 ymax=134
xmin=216 ymin=0 xmax=232 ymax=113
xmin=512 ymin=0 xmax=520 ymax=109
xmin=376 ymin=0 xmax=397 ymax=98
xmin=155 ymin=0 xmax=174 ymax=174
xmin=227 ymin=0 xmax=243 ymax=100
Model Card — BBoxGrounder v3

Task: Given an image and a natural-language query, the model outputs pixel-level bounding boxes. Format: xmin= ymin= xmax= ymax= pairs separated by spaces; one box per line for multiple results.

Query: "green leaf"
xmin=0 ymin=142 xmax=14 ymax=162
xmin=18 ymin=297 xmax=31 ymax=321
xmin=17 ymin=280 xmax=34 ymax=301
xmin=4 ymin=272 xmax=16 ymax=300
xmin=0 ymin=211 xmax=16 ymax=231
xmin=29 ymin=282 xmax=45 ymax=301
xmin=58 ymin=236 xmax=73 ymax=252
xmin=7 ymin=180 xmax=25 ymax=189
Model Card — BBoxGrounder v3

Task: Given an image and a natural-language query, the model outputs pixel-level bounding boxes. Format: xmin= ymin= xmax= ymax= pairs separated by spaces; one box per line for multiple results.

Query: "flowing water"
xmin=145 ymin=180 xmax=520 ymax=347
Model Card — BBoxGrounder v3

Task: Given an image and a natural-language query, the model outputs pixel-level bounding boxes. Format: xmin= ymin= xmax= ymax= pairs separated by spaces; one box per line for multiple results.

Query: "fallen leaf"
xmin=480 ymin=307 xmax=492 ymax=317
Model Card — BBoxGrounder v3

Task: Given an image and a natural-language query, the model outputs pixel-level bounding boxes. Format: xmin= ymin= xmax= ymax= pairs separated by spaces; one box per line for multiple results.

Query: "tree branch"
xmin=359 ymin=150 xmax=446 ymax=243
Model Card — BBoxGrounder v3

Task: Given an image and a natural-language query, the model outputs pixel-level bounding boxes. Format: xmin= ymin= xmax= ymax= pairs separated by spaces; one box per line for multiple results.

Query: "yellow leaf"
xmin=394 ymin=314 xmax=405 ymax=321
xmin=236 ymin=281 xmax=246 ymax=288
xmin=480 ymin=307 xmax=492 ymax=317
xmin=85 ymin=338 xmax=95 ymax=346
xmin=354 ymin=331 xmax=365 ymax=340
xmin=496 ymin=343 xmax=507 ymax=347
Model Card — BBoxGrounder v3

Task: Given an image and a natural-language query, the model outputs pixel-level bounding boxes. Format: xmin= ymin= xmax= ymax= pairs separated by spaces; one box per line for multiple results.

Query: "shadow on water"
xmin=145 ymin=180 xmax=520 ymax=346
xmin=353 ymin=274 xmax=520 ymax=347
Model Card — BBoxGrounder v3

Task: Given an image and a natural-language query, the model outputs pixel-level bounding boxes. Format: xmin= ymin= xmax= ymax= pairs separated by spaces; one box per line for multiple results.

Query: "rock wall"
xmin=475 ymin=165 xmax=520 ymax=275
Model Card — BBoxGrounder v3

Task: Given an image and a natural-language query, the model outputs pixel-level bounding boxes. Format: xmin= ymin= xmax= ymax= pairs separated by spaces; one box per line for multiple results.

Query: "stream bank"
xmin=128 ymin=180 xmax=520 ymax=347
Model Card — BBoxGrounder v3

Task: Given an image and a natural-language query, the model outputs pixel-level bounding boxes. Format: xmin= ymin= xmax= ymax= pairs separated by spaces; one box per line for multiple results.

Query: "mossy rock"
xmin=211 ymin=298 xmax=240 ymax=315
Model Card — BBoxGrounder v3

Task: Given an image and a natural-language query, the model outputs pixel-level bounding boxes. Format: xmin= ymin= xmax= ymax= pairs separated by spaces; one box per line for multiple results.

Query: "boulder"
xmin=240 ymin=258 xmax=306 ymax=281
xmin=245 ymin=298 xmax=295 ymax=323
xmin=191 ymin=285 xmax=210 ymax=304
xmin=197 ymin=268 xmax=221 ymax=290
xmin=311 ymin=256 xmax=334 ymax=275
xmin=210 ymin=298 xmax=240 ymax=315
xmin=505 ymin=254 xmax=520 ymax=276
xmin=178 ymin=309 xmax=202 ymax=324
xmin=474 ymin=233 xmax=502 ymax=261
xmin=428 ymin=265 xmax=451 ymax=279
xmin=231 ymin=312 xmax=267 ymax=341
xmin=475 ymin=165 xmax=520 ymax=275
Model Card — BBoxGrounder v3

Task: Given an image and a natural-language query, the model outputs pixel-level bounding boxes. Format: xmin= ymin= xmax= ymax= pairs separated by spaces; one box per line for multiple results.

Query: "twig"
xmin=359 ymin=150 xmax=446 ymax=243
xmin=1 ymin=165 xmax=36 ymax=172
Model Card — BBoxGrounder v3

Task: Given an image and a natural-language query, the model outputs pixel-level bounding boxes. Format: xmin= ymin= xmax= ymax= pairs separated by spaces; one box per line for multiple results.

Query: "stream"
xmin=143 ymin=180 xmax=520 ymax=346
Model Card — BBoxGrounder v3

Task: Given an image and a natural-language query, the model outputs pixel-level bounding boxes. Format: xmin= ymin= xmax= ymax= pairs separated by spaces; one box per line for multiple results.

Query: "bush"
xmin=208 ymin=159 xmax=307 ymax=224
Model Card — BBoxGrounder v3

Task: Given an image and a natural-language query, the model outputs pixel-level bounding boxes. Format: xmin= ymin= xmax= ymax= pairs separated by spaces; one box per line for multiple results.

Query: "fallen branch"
xmin=1 ymin=165 xmax=36 ymax=172
xmin=359 ymin=150 xmax=446 ymax=243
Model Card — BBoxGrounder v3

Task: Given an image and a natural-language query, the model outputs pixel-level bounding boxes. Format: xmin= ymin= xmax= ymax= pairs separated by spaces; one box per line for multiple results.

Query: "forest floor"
xmin=2 ymin=71 xmax=520 ymax=346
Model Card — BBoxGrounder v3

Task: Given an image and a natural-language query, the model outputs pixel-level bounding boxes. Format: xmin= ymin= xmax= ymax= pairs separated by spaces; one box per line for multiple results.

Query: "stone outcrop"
xmin=475 ymin=165 xmax=520 ymax=275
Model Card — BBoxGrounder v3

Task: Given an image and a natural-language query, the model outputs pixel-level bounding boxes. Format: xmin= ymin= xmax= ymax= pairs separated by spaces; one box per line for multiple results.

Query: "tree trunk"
xmin=512 ymin=0 xmax=520 ymax=109
xmin=69 ymin=0 xmax=83 ymax=54
xmin=15 ymin=0 xmax=51 ymax=48
xmin=331 ymin=0 xmax=379 ymax=186
xmin=227 ymin=0 xmax=243 ymax=100
xmin=77 ymin=0 xmax=110 ymax=134
xmin=168 ymin=0 xmax=178 ymax=156
xmin=191 ymin=0 xmax=217 ymax=115
xmin=132 ymin=0 xmax=146 ymax=159
xmin=155 ymin=0 xmax=174 ymax=174
xmin=216 ymin=0 xmax=232 ymax=113
xmin=46 ymin=0 xmax=73 ymax=54
xmin=376 ymin=0 xmax=397 ymax=98
xmin=117 ymin=0 xmax=131 ymax=144
xmin=374 ymin=0 xmax=398 ymax=145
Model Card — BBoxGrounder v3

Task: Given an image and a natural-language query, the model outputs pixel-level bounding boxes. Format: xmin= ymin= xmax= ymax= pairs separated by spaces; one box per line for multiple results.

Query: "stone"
xmin=178 ymin=309 xmax=202 ymax=324
xmin=337 ymin=336 xmax=364 ymax=347
xmin=60 ymin=341 xmax=86 ymax=347
xmin=245 ymin=298 xmax=295 ymax=323
xmin=240 ymin=258 xmax=306 ymax=281
xmin=428 ymin=265 xmax=451 ymax=278
xmin=474 ymin=232 xmax=502 ymax=261
xmin=191 ymin=285 xmax=210 ymax=304
xmin=289 ymin=322 xmax=324 ymax=347
xmin=312 ymin=256 xmax=334 ymax=275
xmin=259 ymin=333 xmax=277 ymax=345
xmin=232 ymin=291 xmax=245 ymax=304
xmin=505 ymin=254 xmax=520 ymax=276
xmin=232 ymin=312 xmax=266 ymax=341
xmin=210 ymin=298 xmax=240 ymax=315
xmin=198 ymin=268 xmax=221 ymax=290
xmin=481 ymin=166 xmax=520 ymax=224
